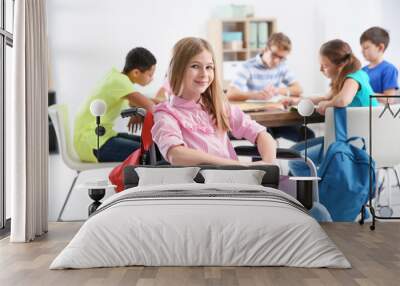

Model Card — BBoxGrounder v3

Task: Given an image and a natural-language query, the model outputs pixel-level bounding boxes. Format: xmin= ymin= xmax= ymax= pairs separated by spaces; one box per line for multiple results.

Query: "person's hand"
xmin=251 ymin=159 xmax=279 ymax=166
xmin=262 ymin=85 xmax=278 ymax=99
xmin=249 ymin=160 xmax=270 ymax=166
xmin=280 ymin=96 xmax=300 ymax=108
xmin=252 ymin=90 xmax=271 ymax=100
xmin=249 ymin=159 xmax=278 ymax=166
xmin=316 ymin=100 xmax=330 ymax=115
xmin=252 ymin=85 xmax=276 ymax=100
xmin=236 ymin=159 xmax=278 ymax=167
xmin=127 ymin=114 xmax=144 ymax=133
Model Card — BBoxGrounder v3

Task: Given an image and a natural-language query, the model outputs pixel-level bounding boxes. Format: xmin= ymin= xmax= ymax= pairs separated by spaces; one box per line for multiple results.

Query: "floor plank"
xmin=0 ymin=222 xmax=399 ymax=286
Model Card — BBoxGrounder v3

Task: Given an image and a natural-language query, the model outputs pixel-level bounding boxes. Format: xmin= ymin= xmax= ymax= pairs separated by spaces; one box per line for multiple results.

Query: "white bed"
xmin=50 ymin=183 xmax=350 ymax=269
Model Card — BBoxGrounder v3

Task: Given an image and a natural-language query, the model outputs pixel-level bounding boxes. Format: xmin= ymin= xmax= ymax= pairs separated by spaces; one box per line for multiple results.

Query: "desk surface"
xmin=230 ymin=101 xmax=325 ymax=127
xmin=248 ymin=109 xmax=325 ymax=127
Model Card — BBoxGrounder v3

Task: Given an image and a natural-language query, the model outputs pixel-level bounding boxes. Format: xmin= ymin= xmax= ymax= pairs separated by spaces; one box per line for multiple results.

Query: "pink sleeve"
xmin=228 ymin=105 xmax=266 ymax=143
xmin=151 ymin=110 xmax=186 ymax=161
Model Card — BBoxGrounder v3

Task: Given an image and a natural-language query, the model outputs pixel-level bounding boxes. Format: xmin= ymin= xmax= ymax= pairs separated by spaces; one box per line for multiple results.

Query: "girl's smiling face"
xmin=181 ymin=50 xmax=215 ymax=101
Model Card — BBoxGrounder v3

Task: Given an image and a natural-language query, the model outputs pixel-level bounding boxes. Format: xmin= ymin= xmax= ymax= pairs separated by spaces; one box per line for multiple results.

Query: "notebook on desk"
xmin=231 ymin=101 xmax=286 ymax=112
xmin=245 ymin=94 xmax=286 ymax=104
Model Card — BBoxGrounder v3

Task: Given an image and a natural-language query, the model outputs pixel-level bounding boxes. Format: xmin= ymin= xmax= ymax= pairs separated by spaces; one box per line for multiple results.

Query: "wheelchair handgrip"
xmin=120 ymin=107 xmax=146 ymax=118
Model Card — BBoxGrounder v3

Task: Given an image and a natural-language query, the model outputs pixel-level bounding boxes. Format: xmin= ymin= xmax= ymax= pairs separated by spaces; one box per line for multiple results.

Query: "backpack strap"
xmin=334 ymin=107 xmax=348 ymax=142
xmin=346 ymin=136 xmax=367 ymax=151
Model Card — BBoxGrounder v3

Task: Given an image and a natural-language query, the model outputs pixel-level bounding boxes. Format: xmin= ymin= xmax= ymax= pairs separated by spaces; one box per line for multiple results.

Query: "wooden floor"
xmin=1 ymin=222 xmax=399 ymax=286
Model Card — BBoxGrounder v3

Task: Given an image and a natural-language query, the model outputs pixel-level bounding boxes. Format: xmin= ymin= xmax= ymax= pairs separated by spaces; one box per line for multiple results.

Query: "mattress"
xmin=50 ymin=183 xmax=350 ymax=269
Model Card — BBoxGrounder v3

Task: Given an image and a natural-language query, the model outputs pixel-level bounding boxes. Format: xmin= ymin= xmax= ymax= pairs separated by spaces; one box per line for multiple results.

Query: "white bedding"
xmin=50 ymin=183 xmax=350 ymax=269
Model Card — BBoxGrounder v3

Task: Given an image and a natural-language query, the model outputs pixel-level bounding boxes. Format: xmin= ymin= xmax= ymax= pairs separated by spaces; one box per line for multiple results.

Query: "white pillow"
xmin=200 ymin=169 xmax=266 ymax=185
xmin=135 ymin=167 xmax=200 ymax=186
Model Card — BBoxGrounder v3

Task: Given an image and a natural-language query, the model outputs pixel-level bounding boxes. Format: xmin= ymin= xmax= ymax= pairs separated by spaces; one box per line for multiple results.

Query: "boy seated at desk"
xmin=226 ymin=32 xmax=314 ymax=142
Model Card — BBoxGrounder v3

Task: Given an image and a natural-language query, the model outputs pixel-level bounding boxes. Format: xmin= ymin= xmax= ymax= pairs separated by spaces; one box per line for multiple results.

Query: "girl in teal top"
xmin=283 ymin=40 xmax=378 ymax=110
xmin=287 ymin=38 xmax=378 ymax=171
xmin=284 ymin=39 xmax=378 ymax=221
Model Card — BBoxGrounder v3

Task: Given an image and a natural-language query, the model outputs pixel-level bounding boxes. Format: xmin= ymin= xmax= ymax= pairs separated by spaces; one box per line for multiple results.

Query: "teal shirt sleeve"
xmin=345 ymin=70 xmax=378 ymax=107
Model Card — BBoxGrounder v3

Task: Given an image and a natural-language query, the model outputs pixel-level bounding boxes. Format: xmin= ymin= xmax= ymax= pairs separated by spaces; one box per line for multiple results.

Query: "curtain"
xmin=10 ymin=0 xmax=48 ymax=242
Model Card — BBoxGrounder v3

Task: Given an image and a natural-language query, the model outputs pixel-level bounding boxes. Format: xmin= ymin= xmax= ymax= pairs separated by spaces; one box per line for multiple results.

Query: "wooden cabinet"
xmin=208 ymin=18 xmax=277 ymax=88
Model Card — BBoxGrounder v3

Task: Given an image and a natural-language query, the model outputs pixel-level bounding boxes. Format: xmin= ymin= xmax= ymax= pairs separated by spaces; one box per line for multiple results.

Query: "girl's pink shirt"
xmin=151 ymin=95 xmax=266 ymax=162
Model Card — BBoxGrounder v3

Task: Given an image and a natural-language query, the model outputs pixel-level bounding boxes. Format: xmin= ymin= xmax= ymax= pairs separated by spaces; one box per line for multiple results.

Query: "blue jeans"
xmin=94 ymin=133 xmax=141 ymax=162
xmin=288 ymin=136 xmax=324 ymax=177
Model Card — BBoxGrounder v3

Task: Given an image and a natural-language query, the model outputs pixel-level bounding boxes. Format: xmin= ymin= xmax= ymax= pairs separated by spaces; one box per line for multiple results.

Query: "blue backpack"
xmin=318 ymin=108 xmax=376 ymax=222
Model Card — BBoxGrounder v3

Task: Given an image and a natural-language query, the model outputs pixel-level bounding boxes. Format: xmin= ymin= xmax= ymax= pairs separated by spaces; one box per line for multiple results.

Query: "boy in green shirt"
xmin=74 ymin=47 xmax=157 ymax=162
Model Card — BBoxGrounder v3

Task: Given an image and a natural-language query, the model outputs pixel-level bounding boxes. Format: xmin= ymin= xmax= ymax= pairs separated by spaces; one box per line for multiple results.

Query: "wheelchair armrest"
xmin=234 ymin=145 xmax=259 ymax=157
xmin=276 ymin=148 xmax=302 ymax=159
xmin=234 ymin=145 xmax=319 ymax=203
xmin=234 ymin=146 xmax=301 ymax=160
xmin=120 ymin=107 xmax=146 ymax=118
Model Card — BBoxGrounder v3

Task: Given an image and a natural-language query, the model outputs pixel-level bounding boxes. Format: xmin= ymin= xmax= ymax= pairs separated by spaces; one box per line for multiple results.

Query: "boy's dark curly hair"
xmin=123 ymin=47 xmax=156 ymax=73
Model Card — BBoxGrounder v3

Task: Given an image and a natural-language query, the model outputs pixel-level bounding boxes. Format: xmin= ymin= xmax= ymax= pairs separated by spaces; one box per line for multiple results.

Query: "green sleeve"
xmin=109 ymin=74 xmax=135 ymax=100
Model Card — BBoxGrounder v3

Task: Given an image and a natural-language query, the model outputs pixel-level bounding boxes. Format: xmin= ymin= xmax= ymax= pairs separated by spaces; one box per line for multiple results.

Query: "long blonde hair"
xmin=168 ymin=37 xmax=230 ymax=132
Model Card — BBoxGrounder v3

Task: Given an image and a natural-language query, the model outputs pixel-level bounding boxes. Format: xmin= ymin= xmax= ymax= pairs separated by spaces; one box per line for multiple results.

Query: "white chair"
xmin=324 ymin=105 xmax=400 ymax=168
xmin=324 ymin=105 xmax=400 ymax=219
xmin=49 ymin=104 xmax=119 ymax=221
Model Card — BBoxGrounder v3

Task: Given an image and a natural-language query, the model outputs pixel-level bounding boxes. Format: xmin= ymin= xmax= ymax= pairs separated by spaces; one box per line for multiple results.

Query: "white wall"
xmin=47 ymin=0 xmax=399 ymax=123
xmin=381 ymin=0 xmax=400 ymax=66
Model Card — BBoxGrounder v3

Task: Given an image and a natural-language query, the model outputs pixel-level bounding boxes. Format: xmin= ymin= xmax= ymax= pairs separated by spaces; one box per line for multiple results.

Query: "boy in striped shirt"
xmin=227 ymin=32 xmax=314 ymax=142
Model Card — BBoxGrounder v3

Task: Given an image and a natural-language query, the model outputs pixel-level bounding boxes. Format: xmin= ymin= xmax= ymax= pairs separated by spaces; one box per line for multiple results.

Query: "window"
xmin=0 ymin=0 xmax=14 ymax=233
